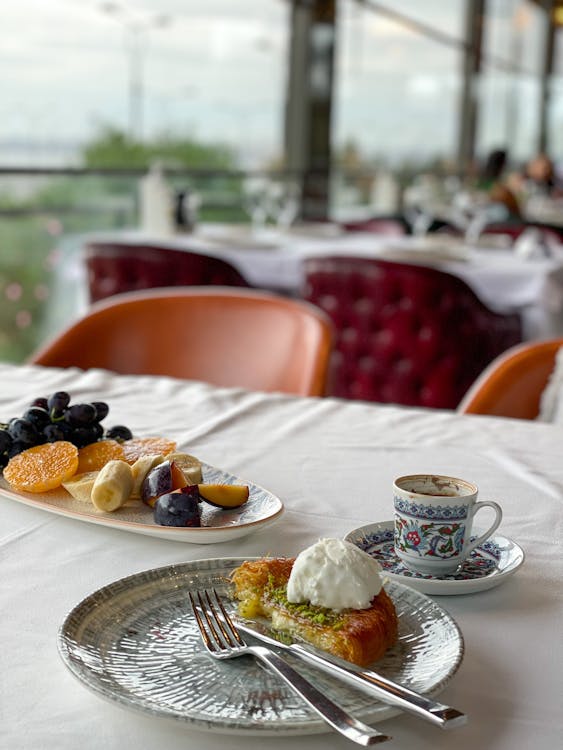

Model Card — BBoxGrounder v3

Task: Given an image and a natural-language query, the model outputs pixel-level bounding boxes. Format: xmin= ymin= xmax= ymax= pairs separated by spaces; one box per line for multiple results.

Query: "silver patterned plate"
xmin=0 ymin=463 xmax=283 ymax=543
xmin=345 ymin=521 xmax=525 ymax=595
xmin=58 ymin=557 xmax=464 ymax=736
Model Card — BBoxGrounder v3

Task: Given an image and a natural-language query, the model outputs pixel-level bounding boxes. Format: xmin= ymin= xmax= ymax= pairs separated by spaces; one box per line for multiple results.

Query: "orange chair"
xmin=458 ymin=338 xmax=563 ymax=418
xmin=29 ymin=287 xmax=333 ymax=397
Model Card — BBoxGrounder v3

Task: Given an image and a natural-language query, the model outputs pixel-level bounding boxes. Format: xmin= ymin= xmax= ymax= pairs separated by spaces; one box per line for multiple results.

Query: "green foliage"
xmin=83 ymin=128 xmax=148 ymax=169
xmin=0 ymin=127 xmax=247 ymax=363
xmin=0 ymin=216 xmax=55 ymax=363
xmin=82 ymin=126 xmax=236 ymax=171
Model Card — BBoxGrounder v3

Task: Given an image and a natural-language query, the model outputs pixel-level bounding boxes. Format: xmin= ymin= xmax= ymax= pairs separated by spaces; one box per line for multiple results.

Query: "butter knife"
xmin=235 ymin=619 xmax=467 ymax=730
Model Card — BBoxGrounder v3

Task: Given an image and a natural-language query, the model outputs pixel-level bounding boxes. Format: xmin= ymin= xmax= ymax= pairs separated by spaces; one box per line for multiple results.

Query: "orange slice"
xmin=77 ymin=439 xmax=126 ymax=473
xmin=121 ymin=437 xmax=177 ymax=465
xmin=3 ymin=441 xmax=79 ymax=493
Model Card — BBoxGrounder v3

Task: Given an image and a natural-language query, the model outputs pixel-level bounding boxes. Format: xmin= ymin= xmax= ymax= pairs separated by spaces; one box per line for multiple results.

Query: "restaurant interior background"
xmin=1 ymin=0 xmax=562 ymax=367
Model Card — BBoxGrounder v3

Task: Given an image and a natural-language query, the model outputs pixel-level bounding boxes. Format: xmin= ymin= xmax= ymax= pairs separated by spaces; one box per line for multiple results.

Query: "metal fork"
xmin=189 ymin=588 xmax=391 ymax=746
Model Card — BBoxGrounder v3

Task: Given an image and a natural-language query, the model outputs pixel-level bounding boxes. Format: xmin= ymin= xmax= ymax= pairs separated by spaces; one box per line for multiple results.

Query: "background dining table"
xmin=44 ymin=224 xmax=563 ymax=346
xmin=0 ymin=361 xmax=561 ymax=750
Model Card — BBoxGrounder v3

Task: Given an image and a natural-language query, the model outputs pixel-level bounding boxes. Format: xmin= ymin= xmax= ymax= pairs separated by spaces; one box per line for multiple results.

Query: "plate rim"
xmin=0 ymin=462 xmax=284 ymax=543
xmin=345 ymin=520 xmax=525 ymax=595
xmin=57 ymin=555 xmax=465 ymax=735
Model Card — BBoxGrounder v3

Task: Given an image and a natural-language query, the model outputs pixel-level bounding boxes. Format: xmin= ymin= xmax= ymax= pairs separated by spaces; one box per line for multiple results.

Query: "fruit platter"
xmin=0 ymin=392 xmax=283 ymax=543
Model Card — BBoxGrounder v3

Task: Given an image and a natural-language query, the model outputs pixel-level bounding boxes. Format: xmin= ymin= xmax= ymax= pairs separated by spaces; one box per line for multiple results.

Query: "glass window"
xmin=333 ymin=0 xmax=467 ymax=212
xmin=0 ymin=1 xmax=291 ymax=363
xmin=359 ymin=0 xmax=466 ymax=39
xmin=477 ymin=0 xmax=547 ymax=165
xmin=548 ymin=24 xmax=563 ymax=162
xmin=0 ymin=0 xmax=289 ymax=168
xmin=335 ymin=1 xmax=466 ymax=166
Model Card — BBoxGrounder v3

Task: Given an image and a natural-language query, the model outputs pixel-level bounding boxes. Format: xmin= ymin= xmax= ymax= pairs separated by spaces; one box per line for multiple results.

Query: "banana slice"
xmin=166 ymin=452 xmax=203 ymax=484
xmin=62 ymin=471 xmax=100 ymax=503
xmin=130 ymin=453 xmax=165 ymax=499
xmin=91 ymin=460 xmax=134 ymax=512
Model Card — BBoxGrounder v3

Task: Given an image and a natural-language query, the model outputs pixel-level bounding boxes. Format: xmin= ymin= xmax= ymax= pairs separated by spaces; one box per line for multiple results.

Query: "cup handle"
xmin=465 ymin=500 xmax=503 ymax=556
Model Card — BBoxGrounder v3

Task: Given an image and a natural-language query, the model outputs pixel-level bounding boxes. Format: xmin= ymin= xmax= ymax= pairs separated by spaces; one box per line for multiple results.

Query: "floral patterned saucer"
xmin=345 ymin=521 xmax=524 ymax=596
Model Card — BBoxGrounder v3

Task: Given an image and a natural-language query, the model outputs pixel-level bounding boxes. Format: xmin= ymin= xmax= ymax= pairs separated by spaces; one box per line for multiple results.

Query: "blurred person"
xmin=489 ymin=182 xmax=522 ymax=220
xmin=523 ymin=152 xmax=561 ymax=196
xmin=477 ymin=148 xmax=508 ymax=190
xmin=476 ymin=148 xmax=522 ymax=221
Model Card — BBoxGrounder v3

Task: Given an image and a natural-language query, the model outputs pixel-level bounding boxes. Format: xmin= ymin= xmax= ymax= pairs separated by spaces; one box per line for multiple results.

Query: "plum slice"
xmin=198 ymin=483 xmax=249 ymax=508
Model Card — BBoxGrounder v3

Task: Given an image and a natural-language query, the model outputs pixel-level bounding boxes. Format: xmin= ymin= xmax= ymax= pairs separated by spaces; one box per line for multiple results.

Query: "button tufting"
xmin=303 ymin=256 xmax=522 ymax=408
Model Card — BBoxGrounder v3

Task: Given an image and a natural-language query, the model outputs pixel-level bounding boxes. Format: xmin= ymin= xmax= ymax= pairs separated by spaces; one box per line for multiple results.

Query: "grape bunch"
xmin=0 ymin=391 xmax=133 ymax=469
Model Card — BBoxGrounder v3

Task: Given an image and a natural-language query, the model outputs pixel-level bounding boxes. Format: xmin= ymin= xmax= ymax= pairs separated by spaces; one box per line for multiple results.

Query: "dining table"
xmin=0 ymin=360 xmax=561 ymax=750
xmin=47 ymin=223 xmax=563 ymax=344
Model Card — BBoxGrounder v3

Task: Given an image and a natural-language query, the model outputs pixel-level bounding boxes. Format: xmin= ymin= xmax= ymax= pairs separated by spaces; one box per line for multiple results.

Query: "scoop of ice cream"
xmin=286 ymin=538 xmax=383 ymax=611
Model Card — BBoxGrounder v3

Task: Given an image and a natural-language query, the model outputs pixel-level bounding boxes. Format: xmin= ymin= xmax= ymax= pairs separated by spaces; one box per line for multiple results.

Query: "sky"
xmin=0 ymin=0 xmax=558 ymax=168
xmin=0 ymin=0 xmax=289 ymax=166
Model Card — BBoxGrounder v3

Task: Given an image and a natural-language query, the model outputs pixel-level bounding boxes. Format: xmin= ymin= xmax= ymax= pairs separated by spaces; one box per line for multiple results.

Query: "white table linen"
xmin=0 ymin=362 xmax=561 ymax=750
xmin=71 ymin=226 xmax=563 ymax=340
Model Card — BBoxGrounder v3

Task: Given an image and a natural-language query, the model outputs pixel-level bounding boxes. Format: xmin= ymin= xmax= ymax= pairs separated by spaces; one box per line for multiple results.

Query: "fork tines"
xmin=189 ymin=588 xmax=244 ymax=651
xmin=189 ymin=587 xmax=392 ymax=745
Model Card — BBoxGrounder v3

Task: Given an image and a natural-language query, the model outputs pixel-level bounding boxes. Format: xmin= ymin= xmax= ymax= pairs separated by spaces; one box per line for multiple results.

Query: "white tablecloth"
xmin=0 ymin=362 xmax=561 ymax=750
xmin=74 ymin=226 xmax=563 ymax=340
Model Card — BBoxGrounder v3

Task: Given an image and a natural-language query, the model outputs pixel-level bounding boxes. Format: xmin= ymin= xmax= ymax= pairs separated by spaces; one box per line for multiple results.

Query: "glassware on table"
xmin=242 ymin=176 xmax=270 ymax=237
xmin=402 ymin=174 xmax=440 ymax=237
xmin=513 ymin=227 xmax=553 ymax=260
xmin=464 ymin=202 xmax=508 ymax=245
xmin=410 ymin=209 xmax=434 ymax=237
xmin=266 ymin=178 xmax=301 ymax=231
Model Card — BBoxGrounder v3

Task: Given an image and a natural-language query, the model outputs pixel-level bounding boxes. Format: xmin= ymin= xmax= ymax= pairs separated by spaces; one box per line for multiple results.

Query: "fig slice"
xmin=141 ymin=459 xmax=187 ymax=508
xmin=198 ymin=483 xmax=249 ymax=509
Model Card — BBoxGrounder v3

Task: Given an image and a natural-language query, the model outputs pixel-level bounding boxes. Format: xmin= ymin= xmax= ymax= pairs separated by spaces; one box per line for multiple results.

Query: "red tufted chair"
xmin=85 ymin=243 xmax=250 ymax=303
xmin=302 ymin=256 xmax=522 ymax=408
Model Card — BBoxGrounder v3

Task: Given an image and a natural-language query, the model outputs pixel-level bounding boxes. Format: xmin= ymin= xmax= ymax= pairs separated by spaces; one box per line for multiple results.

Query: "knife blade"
xmin=235 ymin=618 xmax=467 ymax=730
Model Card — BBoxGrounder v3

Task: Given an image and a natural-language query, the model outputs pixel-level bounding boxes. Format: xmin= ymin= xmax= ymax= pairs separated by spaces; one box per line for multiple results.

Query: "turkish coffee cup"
xmin=393 ymin=474 xmax=502 ymax=576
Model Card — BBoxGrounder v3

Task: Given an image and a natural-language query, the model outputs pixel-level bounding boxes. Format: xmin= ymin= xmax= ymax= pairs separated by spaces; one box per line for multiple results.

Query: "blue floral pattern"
xmin=394 ymin=517 xmax=465 ymax=560
xmin=394 ymin=496 xmax=469 ymax=521
xmin=355 ymin=527 xmax=500 ymax=581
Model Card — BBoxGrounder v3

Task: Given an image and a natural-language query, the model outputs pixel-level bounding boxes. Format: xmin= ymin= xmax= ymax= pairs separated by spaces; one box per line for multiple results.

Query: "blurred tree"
xmin=82 ymin=126 xmax=236 ymax=171
xmin=0 ymin=127 xmax=247 ymax=363
xmin=80 ymin=126 xmax=243 ymax=219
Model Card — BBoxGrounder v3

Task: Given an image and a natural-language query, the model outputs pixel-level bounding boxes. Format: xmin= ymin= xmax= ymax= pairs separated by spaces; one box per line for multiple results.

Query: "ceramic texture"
xmin=0 ymin=463 xmax=283 ymax=543
xmin=58 ymin=557 xmax=464 ymax=736
xmin=345 ymin=521 xmax=525 ymax=595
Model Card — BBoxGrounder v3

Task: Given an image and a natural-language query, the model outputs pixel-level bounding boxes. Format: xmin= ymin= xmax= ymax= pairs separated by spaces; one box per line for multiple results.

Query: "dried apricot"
xmin=121 ymin=437 xmax=177 ymax=464
xmin=76 ymin=439 xmax=126 ymax=473
xmin=3 ymin=441 xmax=79 ymax=493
